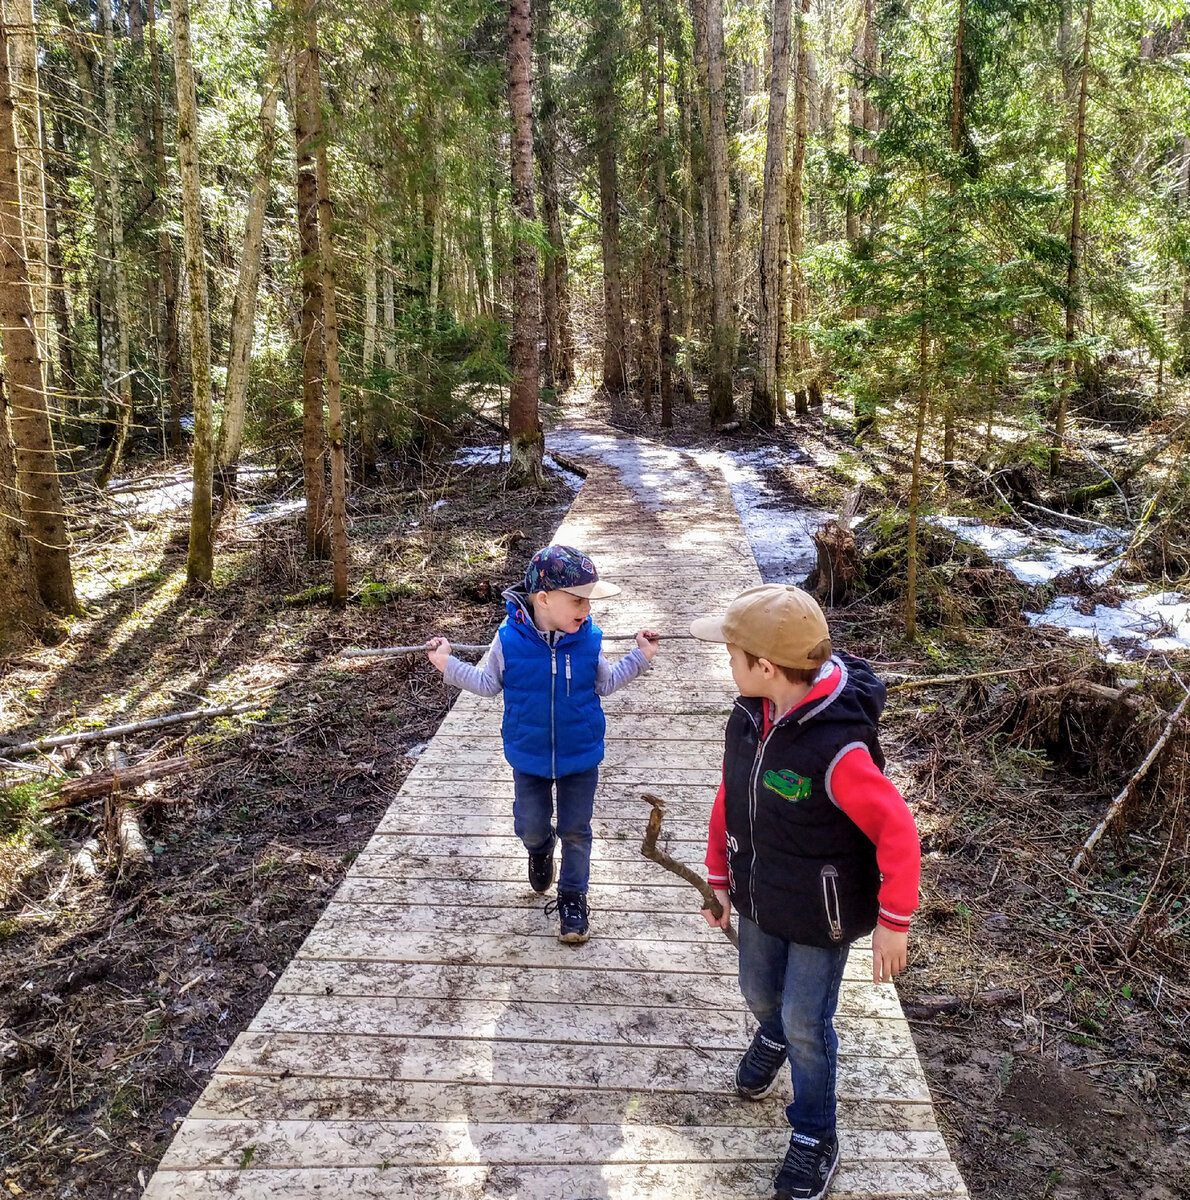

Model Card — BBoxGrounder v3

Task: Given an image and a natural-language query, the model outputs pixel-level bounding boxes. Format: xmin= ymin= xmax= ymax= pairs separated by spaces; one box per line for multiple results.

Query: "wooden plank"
xmin=271 ymin=960 xmax=903 ymax=1020
xmin=358 ymin=832 xmax=712 ymax=860
xmin=373 ymin=811 xmax=714 ymax=839
xmin=213 ymin=1030 xmax=932 ymax=1101
xmin=245 ymin=996 xmax=918 ymax=1061
xmin=158 ymin=1118 xmax=951 ymax=1170
xmin=190 ymin=1075 xmax=942 ymax=1132
xmin=144 ymin=1162 xmax=968 ymax=1200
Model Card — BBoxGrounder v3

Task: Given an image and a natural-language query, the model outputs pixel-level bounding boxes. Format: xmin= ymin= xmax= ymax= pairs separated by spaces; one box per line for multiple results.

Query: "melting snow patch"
xmin=1027 ymin=591 xmax=1190 ymax=656
xmin=929 ymin=515 xmax=1122 ymax=586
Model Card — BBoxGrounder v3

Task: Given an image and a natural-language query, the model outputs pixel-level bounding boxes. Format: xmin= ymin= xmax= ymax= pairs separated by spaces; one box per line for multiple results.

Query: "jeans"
xmin=737 ymin=914 xmax=851 ymax=1140
xmin=511 ymin=767 xmax=599 ymax=894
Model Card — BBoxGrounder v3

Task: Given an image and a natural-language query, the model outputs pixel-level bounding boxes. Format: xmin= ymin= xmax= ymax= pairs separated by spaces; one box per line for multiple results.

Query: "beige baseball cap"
xmin=689 ymin=584 xmax=832 ymax=669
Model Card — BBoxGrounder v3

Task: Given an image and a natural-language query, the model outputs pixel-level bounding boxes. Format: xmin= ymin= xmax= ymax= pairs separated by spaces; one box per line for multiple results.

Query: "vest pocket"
xmin=820 ymin=864 xmax=844 ymax=943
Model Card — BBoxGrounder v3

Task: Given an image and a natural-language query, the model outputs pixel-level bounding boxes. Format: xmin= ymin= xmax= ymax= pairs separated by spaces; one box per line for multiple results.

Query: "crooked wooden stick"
xmin=640 ymin=791 xmax=737 ymax=948
xmin=1072 ymin=690 xmax=1189 ymax=872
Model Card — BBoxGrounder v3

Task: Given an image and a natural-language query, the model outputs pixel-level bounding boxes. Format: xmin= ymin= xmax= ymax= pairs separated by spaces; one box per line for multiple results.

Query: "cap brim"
xmin=688 ymin=615 xmax=728 ymax=643
xmin=559 ymin=580 xmax=621 ymax=599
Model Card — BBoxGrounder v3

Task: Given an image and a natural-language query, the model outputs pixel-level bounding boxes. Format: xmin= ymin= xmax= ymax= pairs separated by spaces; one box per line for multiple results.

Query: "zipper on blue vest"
xmin=550 ymin=647 xmax=558 ymax=776
xmin=565 ymin=654 xmax=571 ymax=696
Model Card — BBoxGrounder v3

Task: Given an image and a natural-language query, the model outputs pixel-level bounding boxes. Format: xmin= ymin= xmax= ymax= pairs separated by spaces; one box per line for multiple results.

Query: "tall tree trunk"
xmin=535 ymin=0 xmax=574 ymax=390
xmin=304 ymin=12 xmax=349 ymax=604
xmin=289 ymin=49 xmax=329 ymax=557
xmin=595 ymin=0 xmax=626 ymax=395
xmin=360 ymin=212 xmax=378 ymax=473
xmin=905 ymin=315 xmax=928 ymax=640
xmin=752 ymin=0 xmax=792 ymax=428
xmin=149 ymin=2 xmax=182 ymax=450
xmin=656 ymin=6 xmax=673 ymax=428
xmin=678 ymin=74 xmax=695 ymax=403
xmin=700 ymin=0 xmax=734 ymax=422
xmin=786 ymin=0 xmax=810 ymax=416
xmin=382 ymin=227 xmax=395 ymax=370
xmin=0 ymin=15 xmax=77 ymax=614
xmin=57 ymin=1 xmax=120 ymax=475
xmin=638 ymin=42 xmax=657 ymax=416
xmin=171 ymin=0 xmax=214 ymax=585
xmin=508 ymin=0 xmax=543 ymax=484
xmin=44 ymin=120 xmax=75 ymax=408
xmin=1052 ymin=0 xmax=1092 ymax=477
xmin=95 ymin=0 xmax=134 ymax=487
xmin=215 ymin=42 xmax=283 ymax=503
xmin=0 ymin=381 xmax=47 ymax=648
xmin=942 ymin=0 xmax=967 ymax=475
xmin=5 ymin=0 xmax=49 ymax=361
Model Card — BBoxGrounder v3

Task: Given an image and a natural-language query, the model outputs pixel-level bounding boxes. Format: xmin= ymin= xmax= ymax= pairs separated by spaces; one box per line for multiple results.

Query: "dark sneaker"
xmin=773 ymin=1131 xmax=839 ymax=1200
xmin=545 ymin=890 xmax=589 ymax=943
xmin=735 ymin=1029 xmax=787 ymax=1099
xmin=527 ymin=843 xmax=555 ymax=893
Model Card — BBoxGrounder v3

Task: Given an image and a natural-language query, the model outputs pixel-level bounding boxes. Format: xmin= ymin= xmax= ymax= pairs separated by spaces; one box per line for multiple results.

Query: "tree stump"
xmin=804 ymin=519 xmax=860 ymax=606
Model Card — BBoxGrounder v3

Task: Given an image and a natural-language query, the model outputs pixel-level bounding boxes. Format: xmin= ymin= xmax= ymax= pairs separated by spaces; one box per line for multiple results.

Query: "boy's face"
xmin=532 ymin=589 xmax=591 ymax=634
xmin=727 ymin=643 xmax=768 ymax=696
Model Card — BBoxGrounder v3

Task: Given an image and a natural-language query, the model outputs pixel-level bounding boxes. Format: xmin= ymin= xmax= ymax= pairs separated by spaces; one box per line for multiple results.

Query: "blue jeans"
xmin=511 ymin=767 xmax=598 ymax=894
xmin=737 ymin=915 xmax=850 ymax=1140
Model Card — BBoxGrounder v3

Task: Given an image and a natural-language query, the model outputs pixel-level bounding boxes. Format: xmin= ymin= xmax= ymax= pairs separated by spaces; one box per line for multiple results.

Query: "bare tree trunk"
xmin=149 ymin=2 xmax=182 ymax=450
xmin=0 ymin=14 xmax=77 ymax=614
xmin=1052 ymin=0 xmax=1092 ymax=477
xmin=382 ymin=228 xmax=395 ymax=370
xmin=360 ymin=212 xmax=378 ymax=472
xmin=656 ymin=5 xmax=674 ymax=428
xmin=95 ymin=0 xmax=134 ymax=487
xmin=44 ymin=122 xmax=75 ymax=406
xmin=0 ymin=381 xmax=47 ymax=648
xmin=906 ymin=317 xmax=928 ymax=640
xmin=752 ymin=0 xmax=792 ymax=428
xmin=508 ymin=0 xmax=543 ymax=484
xmin=678 ymin=75 xmax=695 ymax=403
xmin=57 ymin=1 xmax=120 ymax=475
xmin=786 ymin=0 xmax=810 ymax=416
xmin=215 ymin=42 xmax=283 ymax=503
xmin=700 ymin=0 xmax=734 ymax=422
xmin=595 ymin=1 xmax=626 ymax=396
xmin=5 ymin=0 xmax=49 ymax=360
xmin=289 ymin=48 xmax=329 ymax=557
xmin=171 ymin=0 xmax=214 ymax=585
xmin=638 ymin=41 xmax=657 ymax=416
xmin=304 ymin=12 xmax=349 ymax=604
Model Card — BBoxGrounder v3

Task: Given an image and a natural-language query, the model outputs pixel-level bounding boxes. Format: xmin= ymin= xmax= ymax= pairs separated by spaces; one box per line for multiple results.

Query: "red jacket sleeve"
xmin=828 ymin=746 xmax=920 ymax=932
xmin=705 ymin=769 xmax=729 ymax=889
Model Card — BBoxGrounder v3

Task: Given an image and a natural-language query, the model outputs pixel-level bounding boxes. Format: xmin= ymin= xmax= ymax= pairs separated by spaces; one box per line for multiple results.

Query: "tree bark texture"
xmin=289 ymin=48 xmax=329 ymax=556
xmin=215 ymin=41 xmax=283 ymax=501
xmin=305 ymin=13 xmax=349 ymax=604
xmin=507 ymin=0 xmax=543 ymax=484
xmin=0 ymin=14 xmax=77 ymax=613
xmin=0 ymin=380 xmax=46 ymax=647
xmin=655 ymin=8 xmax=673 ymax=428
xmin=170 ymin=0 xmax=215 ymax=585
xmin=752 ymin=0 xmax=792 ymax=428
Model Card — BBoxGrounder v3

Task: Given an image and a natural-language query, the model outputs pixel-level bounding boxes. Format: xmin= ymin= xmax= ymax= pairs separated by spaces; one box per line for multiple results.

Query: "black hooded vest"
xmin=722 ymin=654 xmax=887 ymax=948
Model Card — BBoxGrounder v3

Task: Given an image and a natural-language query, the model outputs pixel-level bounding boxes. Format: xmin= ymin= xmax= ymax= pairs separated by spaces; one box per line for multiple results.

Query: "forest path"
xmin=142 ymin=417 xmax=967 ymax=1199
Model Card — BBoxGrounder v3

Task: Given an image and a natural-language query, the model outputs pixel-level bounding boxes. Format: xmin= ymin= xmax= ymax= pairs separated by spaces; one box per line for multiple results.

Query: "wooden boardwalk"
xmin=144 ymin=427 xmax=967 ymax=1199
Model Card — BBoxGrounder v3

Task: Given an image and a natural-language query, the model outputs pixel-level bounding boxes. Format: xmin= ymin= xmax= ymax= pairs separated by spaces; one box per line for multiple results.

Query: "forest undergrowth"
xmin=2 ymin=385 xmax=1189 ymax=1199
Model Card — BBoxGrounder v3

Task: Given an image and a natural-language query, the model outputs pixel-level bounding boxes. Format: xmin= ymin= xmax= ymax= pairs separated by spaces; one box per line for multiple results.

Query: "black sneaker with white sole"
xmin=545 ymin=890 xmax=589 ymax=943
xmin=734 ymin=1028 xmax=787 ymax=1099
xmin=527 ymin=842 xmax=555 ymax=893
xmin=773 ymin=1131 xmax=839 ymax=1200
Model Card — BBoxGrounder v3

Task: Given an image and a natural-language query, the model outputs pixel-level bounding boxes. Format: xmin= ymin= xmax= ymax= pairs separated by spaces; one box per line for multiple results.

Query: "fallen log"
xmin=4 ymin=701 xmax=263 ymax=756
xmin=43 ymin=756 xmax=195 ymax=809
xmin=640 ymin=791 xmax=737 ymax=948
xmin=902 ymin=988 xmax=1021 ymax=1020
xmin=1072 ymin=689 xmax=1190 ymax=872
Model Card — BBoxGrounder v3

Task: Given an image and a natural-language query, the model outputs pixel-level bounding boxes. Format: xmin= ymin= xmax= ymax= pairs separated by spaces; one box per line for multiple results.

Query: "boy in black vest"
xmin=691 ymin=585 xmax=920 ymax=1200
xmin=428 ymin=544 xmax=658 ymax=943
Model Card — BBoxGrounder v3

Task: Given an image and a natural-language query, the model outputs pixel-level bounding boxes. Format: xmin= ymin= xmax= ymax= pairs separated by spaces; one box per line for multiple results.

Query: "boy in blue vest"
xmin=427 ymin=544 xmax=658 ymax=943
xmin=691 ymin=585 xmax=920 ymax=1200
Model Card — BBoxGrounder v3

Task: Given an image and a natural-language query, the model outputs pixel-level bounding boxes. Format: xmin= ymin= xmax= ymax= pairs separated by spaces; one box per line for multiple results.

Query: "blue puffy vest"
xmin=498 ymin=596 xmax=606 ymax=777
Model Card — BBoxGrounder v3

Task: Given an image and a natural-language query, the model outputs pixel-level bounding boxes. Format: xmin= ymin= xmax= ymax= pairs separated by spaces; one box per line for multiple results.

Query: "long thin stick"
xmin=344 ymin=633 xmax=696 ymax=658
xmin=3 ymin=702 xmax=263 ymax=756
xmin=886 ymin=659 xmax=1060 ymax=692
xmin=1072 ymin=691 xmax=1189 ymax=872
xmin=640 ymin=791 xmax=737 ymax=948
